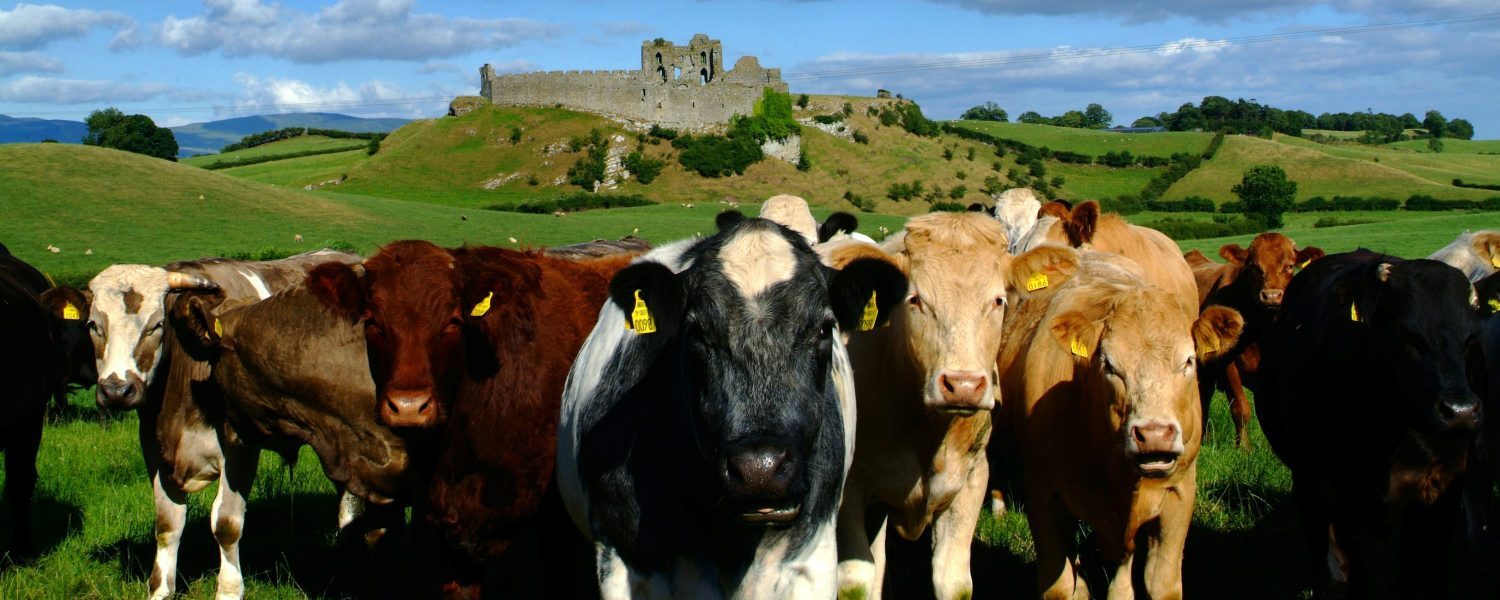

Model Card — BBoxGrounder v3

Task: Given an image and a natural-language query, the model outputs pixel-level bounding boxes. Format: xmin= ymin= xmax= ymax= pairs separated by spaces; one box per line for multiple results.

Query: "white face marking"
xmin=337 ymin=491 xmax=366 ymax=530
xmin=89 ymin=265 xmax=170 ymax=384
xmin=720 ymin=228 xmax=797 ymax=299
xmin=237 ymin=268 xmax=271 ymax=300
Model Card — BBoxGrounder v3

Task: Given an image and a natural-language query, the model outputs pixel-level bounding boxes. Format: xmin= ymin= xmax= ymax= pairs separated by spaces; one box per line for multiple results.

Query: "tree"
xmin=1131 ymin=116 xmax=1163 ymax=128
xmin=795 ymin=93 xmax=809 ymax=110
xmin=1232 ymin=165 xmax=1297 ymax=229
xmin=1399 ymin=112 xmax=1421 ymax=129
xmin=83 ymin=107 xmax=178 ymax=161
xmin=1017 ymin=111 xmax=1047 ymax=124
xmin=960 ymin=101 xmax=1008 ymax=122
xmin=1423 ymin=110 xmax=1447 ymax=139
xmin=1446 ymin=118 xmax=1474 ymax=141
xmin=1427 ymin=137 xmax=1443 ymax=153
xmin=1083 ymin=103 xmax=1112 ymax=129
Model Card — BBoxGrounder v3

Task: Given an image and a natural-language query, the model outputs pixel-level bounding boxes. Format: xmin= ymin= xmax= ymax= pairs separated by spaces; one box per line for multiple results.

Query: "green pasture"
xmin=180 ymin=136 xmax=369 ymax=168
xmin=1386 ymin=138 xmax=1500 ymax=155
xmin=949 ymin=121 xmax=1215 ymax=158
xmin=1164 ymin=210 xmax=1498 ymax=258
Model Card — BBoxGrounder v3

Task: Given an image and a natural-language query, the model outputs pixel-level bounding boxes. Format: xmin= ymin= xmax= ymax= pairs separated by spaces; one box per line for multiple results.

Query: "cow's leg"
xmin=931 ymin=459 xmax=986 ymax=600
xmin=596 ymin=542 xmax=633 ymax=600
xmin=836 ymin=490 xmax=881 ymax=600
xmin=1196 ymin=364 xmax=1218 ymax=437
xmin=1400 ymin=490 xmax=1461 ymax=600
xmin=148 ymin=470 xmax=189 ymax=600
xmin=3 ymin=417 xmax=42 ymax=556
xmin=1142 ymin=468 xmax=1194 ymax=600
xmin=1107 ymin=551 xmax=1135 ymax=600
xmin=1031 ymin=492 xmax=1084 ymax=600
xmin=1223 ymin=363 xmax=1253 ymax=450
xmin=210 ymin=445 xmax=258 ymax=600
xmin=1294 ymin=476 xmax=1348 ymax=598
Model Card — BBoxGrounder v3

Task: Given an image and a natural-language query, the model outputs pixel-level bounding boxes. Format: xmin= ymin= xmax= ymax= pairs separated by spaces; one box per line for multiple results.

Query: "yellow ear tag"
xmin=1298 ymin=260 xmax=1310 ymax=269
xmin=1070 ymin=337 xmax=1090 ymax=358
xmin=858 ymin=291 xmax=879 ymax=331
xmin=1025 ymin=272 xmax=1050 ymax=292
xmin=470 ymin=291 xmax=493 ymax=317
xmin=1492 ymin=256 xmax=1500 ymax=269
xmin=1350 ymin=303 xmax=1362 ymax=323
xmin=213 ymin=318 xmax=223 ymax=337
xmin=62 ymin=303 xmax=81 ymax=320
xmin=629 ymin=290 xmax=656 ymax=334
xmin=1488 ymin=298 xmax=1500 ymax=311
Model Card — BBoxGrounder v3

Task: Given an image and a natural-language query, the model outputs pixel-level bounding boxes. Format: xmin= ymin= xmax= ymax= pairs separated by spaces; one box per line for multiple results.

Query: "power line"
xmin=782 ymin=12 xmax=1500 ymax=81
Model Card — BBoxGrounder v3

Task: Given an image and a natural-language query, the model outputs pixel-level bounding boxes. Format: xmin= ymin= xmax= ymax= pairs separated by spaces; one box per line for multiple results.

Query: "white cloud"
xmin=0 ymin=4 xmax=135 ymax=50
xmin=0 ymin=75 xmax=171 ymax=103
xmin=0 ymin=50 xmax=63 ymax=76
xmin=156 ymin=0 xmax=562 ymax=63
xmin=223 ymin=73 xmax=448 ymax=119
xmin=927 ymin=0 xmax=1499 ymax=23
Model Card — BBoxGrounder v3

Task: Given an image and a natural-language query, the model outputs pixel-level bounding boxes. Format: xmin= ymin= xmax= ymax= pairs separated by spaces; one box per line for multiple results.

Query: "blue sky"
xmin=1 ymin=1 xmax=1495 ymax=136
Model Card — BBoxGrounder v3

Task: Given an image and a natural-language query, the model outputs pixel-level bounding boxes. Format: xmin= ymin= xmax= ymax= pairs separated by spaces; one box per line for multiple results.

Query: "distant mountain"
xmin=170 ymin=113 xmax=410 ymax=157
xmin=0 ymin=114 xmax=89 ymax=144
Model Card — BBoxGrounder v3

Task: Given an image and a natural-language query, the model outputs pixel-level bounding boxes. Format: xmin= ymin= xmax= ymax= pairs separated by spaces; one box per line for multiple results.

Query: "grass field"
xmin=179 ymin=136 xmax=368 ymax=168
xmin=949 ymin=121 xmax=1215 ymax=157
xmin=1162 ymin=210 xmax=1498 ymax=258
xmin=1386 ymin=138 xmax=1500 ymax=155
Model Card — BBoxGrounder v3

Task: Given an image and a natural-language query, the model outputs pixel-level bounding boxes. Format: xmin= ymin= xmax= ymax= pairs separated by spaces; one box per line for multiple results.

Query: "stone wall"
xmin=480 ymin=34 xmax=787 ymax=130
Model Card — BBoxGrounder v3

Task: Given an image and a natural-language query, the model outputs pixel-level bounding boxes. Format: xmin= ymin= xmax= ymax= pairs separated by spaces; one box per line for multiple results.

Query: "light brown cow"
xmin=1184 ymin=234 xmax=1323 ymax=449
xmin=1428 ymin=229 xmax=1500 ymax=282
xmin=1000 ymin=251 xmax=1242 ymax=599
xmin=822 ymin=212 xmax=1080 ymax=600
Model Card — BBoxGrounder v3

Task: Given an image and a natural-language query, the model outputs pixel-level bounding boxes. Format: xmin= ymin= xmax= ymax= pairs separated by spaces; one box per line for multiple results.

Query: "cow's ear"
xmin=39 ymin=286 xmax=90 ymax=321
xmin=169 ymin=291 xmax=226 ymax=354
xmin=1471 ymin=232 xmax=1500 ymax=267
xmin=1049 ymin=311 xmax=1101 ymax=360
xmin=308 ymin=262 xmax=365 ymax=322
xmin=1038 ymin=200 xmax=1070 ymax=221
xmin=1193 ymin=305 xmax=1244 ymax=361
xmin=1218 ymin=244 xmax=1249 ymax=266
xmin=1063 ymin=201 xmax=1099 ymax=247
xmin=830 ymin=257 xmax=907 ymax=334
xmin=1184 ymin=248 xmax=1213 ymax=268
xmin=610 ymin=262 xmax=686 ymax=337
xmin=715 ymin=210 xmax=746 ymax=232
xmin=818 ymin=212 xmax=859 ymax=243
xmin=1294 ymin=246 xmax=1325 ymax=268
xmin=1008 ymin=245 xmax=1080 ymax=298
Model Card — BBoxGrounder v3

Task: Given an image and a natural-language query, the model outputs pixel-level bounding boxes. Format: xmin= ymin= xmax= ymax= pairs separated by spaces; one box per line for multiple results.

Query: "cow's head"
xmin=309 ymin=241 xmax=464 ymax=429
xmin=1219 ymin=233 xmax=1324 ymax=307
xmin=831 ymin=212 xmax=1079 ymax=413
xmin=87 ymin=266 xmax=219 ymax=409
xmin=39 ymin=285 xmax=98 ymax=389
xmin=610 ymin=218 xmax=906 ymax=525
xmin=1049 ymin=256 xmax=1243 ymax=478
xmin=1347 ymin=259 xmax=1485 ymax=436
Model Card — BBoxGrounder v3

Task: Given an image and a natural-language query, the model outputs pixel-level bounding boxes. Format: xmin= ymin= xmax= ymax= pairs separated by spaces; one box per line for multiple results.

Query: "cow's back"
xmin=0 ymin=274 xmax=55 ymax=439
xmin=427 ymin=252 xmax=628 ymax=558
xmin=215 ymin=285 xmax=411 ymax=503
xmin=1090 ymin=217 xmax=1199 ymax=317
xmin=168 ymin=249 xmax=360 ymax=301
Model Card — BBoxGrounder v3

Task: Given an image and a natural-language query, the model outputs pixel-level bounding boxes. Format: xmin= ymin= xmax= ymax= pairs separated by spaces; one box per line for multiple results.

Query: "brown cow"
xmin=1184 ymin=234 xmax=1323 ymax=449
xmin=1001 ymin=251 xmax=1242 ymax=599
xmin=309 ymin=240 xmax=637 ymax=598
xmin=1428 ymin=229 xmax=1500 ymax=282
xmin=822 ymin=213 xmax=1080 ymax=600
xmin=86 ymin=249 xmax=359 ymax=600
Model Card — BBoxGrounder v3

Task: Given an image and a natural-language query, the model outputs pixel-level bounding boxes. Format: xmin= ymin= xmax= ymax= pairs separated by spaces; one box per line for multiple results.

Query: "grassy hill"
xmin=950 ymin=120 xmax=1215 ymax=157
xmin=170 ymin=112 xmax=408 ymax=157
xmin=179 ymin=136 xmax=369 ymax=168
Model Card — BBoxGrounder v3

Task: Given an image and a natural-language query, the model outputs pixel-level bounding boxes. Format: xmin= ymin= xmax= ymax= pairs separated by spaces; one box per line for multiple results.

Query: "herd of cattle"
xmin=1 ymin=190 xmax=1498 ymax=599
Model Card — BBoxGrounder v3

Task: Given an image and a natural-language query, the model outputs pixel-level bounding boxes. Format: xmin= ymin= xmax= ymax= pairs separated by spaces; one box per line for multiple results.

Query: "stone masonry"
xmin=479 ymin=34 xmax=787 ymax=130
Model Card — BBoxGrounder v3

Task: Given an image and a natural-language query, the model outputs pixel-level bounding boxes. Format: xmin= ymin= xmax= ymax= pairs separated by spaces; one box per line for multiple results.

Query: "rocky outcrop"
xmin=448 ymin=96 xmax=489 ymax=117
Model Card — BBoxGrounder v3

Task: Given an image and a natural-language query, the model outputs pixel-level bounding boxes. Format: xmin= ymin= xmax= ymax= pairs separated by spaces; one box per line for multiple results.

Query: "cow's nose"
xmin=1260 ymin=289 xmax=1284 ymax=305
xmin=1437 ymin=394 xmax=1481 ymax=431
xmin=97 ymin=378 xmax=137 ymax=408
xmin=381 ymin=390 xmax=437 ymax=428
xmin=1130 ymin=420 xmax=1181 ymax=455
xmin=724 ymin=443 xmax=799 ymax=501
xmin=937 ymin=371 xmax=990 ymax=411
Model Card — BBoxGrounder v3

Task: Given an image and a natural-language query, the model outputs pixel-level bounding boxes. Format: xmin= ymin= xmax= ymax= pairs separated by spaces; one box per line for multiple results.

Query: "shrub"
xmin=1052 ymin=151 xmax=1093 ymax=165
xmin=648 ymin=124 xmax=678 ymax=140
xmin=1145 ymin=196 xmax=1216 ymax=212
xmin=366 ymin=137 xmax=380 ymax=156
xmin=955 ymin=170 xmax=967 ymax=180
xmin=486 ymin=192 xmax=655 ymax=214
xmin=796 ymin=93 xmax=809 ymax=109
xmin=966 ymin=147 xmax=976 ymax=161
xmin=1099 ymin=194 xmax=1145 ymax=216
xmin=931 ymin=202 xmax=966 ymax=212
xmin=675 ymin=134 xmax=762 ymax=177
xmin=1098 ymin=150 xmax=1135 ymax=168
xmin=851 ymin=130 xmax=869 ymax=144
xmin=1141 ymin=216 xmax=1264 ymax=240
xmin=942 ymin=147 xmax=954 ymax=161
xmin=842 ymin=102 xmax=854 ymax=116
xmin=1314 ymin=217 xmax=1379 ymax=228
xmin=1453 ymin=178 xmax=1500 ymax=191
xmin=1405 ymin=195 xmax=1481 ymax=211
xmin=812 ymin=113 xmax=844 ymax=125
xmin=1202 ymin=131 xmax=1226 ymax=160
xmin=623 ymin=151 xmax=665 ymax=184
xmin=796 ymin=149 xmax=812 ymax=172
xmin=950 ymin=185 xmax=968 ymax=199
xmin=509 ymin=126 xmax=523 ymax=144
xmin=1139 ymin=153 xmax=1203 ymax=201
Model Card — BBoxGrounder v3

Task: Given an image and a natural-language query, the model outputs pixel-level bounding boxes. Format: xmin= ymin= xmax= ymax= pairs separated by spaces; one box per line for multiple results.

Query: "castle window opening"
xmin=656 ymin=52 xmax=662 ymax=65
xmin=700 ymin=68 xmax=708 ymax=85
xmin=674 ymin=67 xmax=681 ymax=80
xmin=709 ymin=49 xmax=715 ymax=80
xmin=641 ymin=88 xmax=646 ymax=101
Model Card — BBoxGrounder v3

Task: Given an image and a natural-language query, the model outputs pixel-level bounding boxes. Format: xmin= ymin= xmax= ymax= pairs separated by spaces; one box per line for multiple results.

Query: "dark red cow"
xmin=1185 ymin=234 xmax=1323 ymax=449
xmin=309 ymin=240 xmax=638 ymax=598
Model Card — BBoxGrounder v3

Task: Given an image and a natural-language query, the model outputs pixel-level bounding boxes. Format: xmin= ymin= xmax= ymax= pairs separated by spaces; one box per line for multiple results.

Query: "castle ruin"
xmin=479 ymin=34 xmax=787 ymax=130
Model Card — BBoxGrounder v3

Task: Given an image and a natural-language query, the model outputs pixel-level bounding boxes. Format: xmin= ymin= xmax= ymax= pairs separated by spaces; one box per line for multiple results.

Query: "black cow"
xmin=1258 ymin=250 xmax=1486 ymax=598
xmin=0 ymin=244 xmax=95 ymax=411
xmin=0 ymin=250 xmax=62 ymax=555
xmin=557 ymin=217 xmax=906 ymax=596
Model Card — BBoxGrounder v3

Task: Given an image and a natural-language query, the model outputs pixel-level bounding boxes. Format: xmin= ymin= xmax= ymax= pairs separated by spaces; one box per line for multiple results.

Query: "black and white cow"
xmin=557 ymin=217 xmax=906 ymax=597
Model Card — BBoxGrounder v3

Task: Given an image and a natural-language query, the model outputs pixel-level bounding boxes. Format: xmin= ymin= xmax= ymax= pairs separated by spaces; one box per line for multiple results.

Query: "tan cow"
xmin=822 ymin=212 xmax=1080 ymax=600
xmin=1000 ymin=251 xmax=1242 ymax=599
xmin=1428 ymin=229 xmax=1500 ymax=282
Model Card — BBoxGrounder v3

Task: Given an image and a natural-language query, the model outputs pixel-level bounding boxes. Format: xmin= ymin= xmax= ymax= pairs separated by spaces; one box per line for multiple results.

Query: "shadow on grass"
xmin=0 ymin=494 xmax=84 ymax=567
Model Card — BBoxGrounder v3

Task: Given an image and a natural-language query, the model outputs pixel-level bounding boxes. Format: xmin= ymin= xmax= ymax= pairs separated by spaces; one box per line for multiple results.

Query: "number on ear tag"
xmin=629 ymin=290 xmax=656 ymax=334
xmin=1025 ymin=272 xmax=1049 ymax=292
xmin=470 ymin=292 xmax=493 ymax=317
xmin=62 ymin=302 xmax=81 ymax=320
xmin=858 ymin=291 xmax=879 ymax=331
xmin=1070 ymin=337 xmax=1090 ymax=358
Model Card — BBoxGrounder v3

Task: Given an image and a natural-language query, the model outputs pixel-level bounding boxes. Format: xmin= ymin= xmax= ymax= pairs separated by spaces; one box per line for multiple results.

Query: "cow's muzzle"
xmin=96 ymin=373 xmax=145 ymax=410
xmin=1435 ymin=393 xmax=1482 ymax=432
xmin=1126 ymin=418 xmax=1183 ymax=478
xmin=381 ymin=389 xmax=438 ymax=428
xmin=723 ymin=440 xmax=801 ymax=524
xmin=933 ymin=370 xmax=993 ymax=414
xmin=1259 ymin=289 xmax=1285 ymax=306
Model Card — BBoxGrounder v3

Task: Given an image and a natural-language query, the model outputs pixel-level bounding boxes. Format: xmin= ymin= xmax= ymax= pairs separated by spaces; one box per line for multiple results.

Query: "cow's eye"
xmin=819 ymin=318 xmax=835 ymax=339
xmin=1184 ymin=356 xmax=1196 ymax=372
xmin=994 ymin=296 xmax=1006 ymax=308
xmin=147 ymin=321 xmax=164 ymax=334
xmin=444 ymin=318 xmax=463 ymax=333
xmin=365 ymin=321 xmax=384 ymax=337
xmin=908 ymin=294 xmax=922 ymax=310
xmin=1102 ymin=356 xmax=1120 ymax=378
xmin=88 ymin=321 xmax=101 ymax=335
